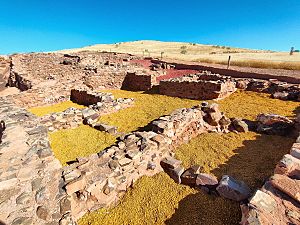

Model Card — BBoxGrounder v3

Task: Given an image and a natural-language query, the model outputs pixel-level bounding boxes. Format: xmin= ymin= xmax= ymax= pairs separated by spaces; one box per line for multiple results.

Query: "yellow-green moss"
xmin=49 ymin=125 xmax=116 ymax=165
xmin=218 ymin=90 xmax=299 ymax=120
xmin=99 ymin=90 xmax=199 ymax=133
xmin=175 ymin=132 xmax=294 ymax=190
xmin=29 ymin=100 xmax=86 ymax=117
xmin=79 ymin=173 xmax=240 ymax=225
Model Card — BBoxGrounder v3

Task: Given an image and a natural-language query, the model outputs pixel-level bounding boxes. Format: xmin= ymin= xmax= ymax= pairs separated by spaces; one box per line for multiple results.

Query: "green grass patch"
xmin=28 ymin=100 xmax=85 ymax=117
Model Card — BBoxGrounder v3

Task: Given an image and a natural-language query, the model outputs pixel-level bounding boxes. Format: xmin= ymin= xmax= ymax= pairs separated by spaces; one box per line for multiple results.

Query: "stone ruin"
xmin=40 ymin=88 xmax=134 ymax=133
xmin=0 ymin=92 xmax=237 ymax=224
xmin=0 ymin=51 xmax=300 ymax=225
xmin=159 ymin=71 xmax=237 ymax=100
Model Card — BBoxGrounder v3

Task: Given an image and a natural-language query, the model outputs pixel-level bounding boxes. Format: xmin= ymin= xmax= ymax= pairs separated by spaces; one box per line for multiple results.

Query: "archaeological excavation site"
xmin=0 ymin=51 xmax=300 ymax=225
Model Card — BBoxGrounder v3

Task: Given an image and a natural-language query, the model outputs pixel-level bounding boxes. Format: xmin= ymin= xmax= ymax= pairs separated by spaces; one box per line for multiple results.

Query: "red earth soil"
xmin=129 ymin=59 xmax=199 ymax=82
xmin=156 ymin=69 xmax=199 ymax=82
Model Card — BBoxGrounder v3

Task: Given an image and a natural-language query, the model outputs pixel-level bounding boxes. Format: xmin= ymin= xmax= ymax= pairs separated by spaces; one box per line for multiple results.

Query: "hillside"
xmin=62 ymin=40 xmax=300 ymax=70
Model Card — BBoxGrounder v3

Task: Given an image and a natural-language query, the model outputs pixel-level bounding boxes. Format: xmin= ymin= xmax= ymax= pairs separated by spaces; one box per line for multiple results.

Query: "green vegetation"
xmin=28 ymin=100 xmax=85 ymax=117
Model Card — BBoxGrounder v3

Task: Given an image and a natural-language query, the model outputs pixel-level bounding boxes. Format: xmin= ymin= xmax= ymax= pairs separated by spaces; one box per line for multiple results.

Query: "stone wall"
xmin=5 ymin=52 xmax=146 ymax=108
xmin=61 ymin=102 xmax=229 ymax=220
xmin=235 ymin=78 xmax=300 ymax=101
xmin=121 ymin=72 xmax=157 ymax=91
xmin=40 ymin=97 xmax=134 ymax=132
xmin=0 ymin=96 xmax=68 ymax=225
xmin=70 ymin=89 xmax=114 ymax=106
xmin=240 ymin=129 xmax=300 ymax=224
xmin=0 ymin=56 xmax=10 ymax=91
xmin=159 ymin=72 xmax=236 ymax=100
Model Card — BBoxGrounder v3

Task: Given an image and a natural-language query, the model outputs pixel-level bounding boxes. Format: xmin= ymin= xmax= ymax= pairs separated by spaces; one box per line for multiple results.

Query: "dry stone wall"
xmin=240 ymin=125 xmax=300 ymax=224
xmin=61 ymin=102 xmax=230 ymax=220
xmin=121 ymin=72 xmax=157 ymax=91
xmin=159 ymin=72 xmax=236 ymax=100
xmin=40 ymin=95 xmax=134 ymax=132
xmin=0 ymin=96 xmax=70 ymax=225
xmin=235 ymin=78 xmax=300 ymax=101
xmin=70 ymin=89 xmax=114 ymax=106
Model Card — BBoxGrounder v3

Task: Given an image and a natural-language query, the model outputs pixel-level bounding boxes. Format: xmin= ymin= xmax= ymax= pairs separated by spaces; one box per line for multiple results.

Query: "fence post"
xmin=227 ymin=55 xmax=231 ymax=69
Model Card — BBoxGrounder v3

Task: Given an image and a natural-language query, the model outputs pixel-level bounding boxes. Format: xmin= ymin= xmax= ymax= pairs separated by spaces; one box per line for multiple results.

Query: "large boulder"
xmin=216 ymin=175 xmax=251 ymax=201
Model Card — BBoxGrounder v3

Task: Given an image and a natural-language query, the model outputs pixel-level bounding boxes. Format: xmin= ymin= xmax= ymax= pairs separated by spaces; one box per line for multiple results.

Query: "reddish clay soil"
xmin=161 ymin=58 xmax=300 ymax=83
xmin=156 ymin=69 xmax=199 ymax=82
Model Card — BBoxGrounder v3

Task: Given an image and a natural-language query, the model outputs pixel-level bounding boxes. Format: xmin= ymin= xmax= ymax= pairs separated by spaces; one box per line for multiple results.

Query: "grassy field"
xmin=61 ymin=40 xmax=300 ymax=70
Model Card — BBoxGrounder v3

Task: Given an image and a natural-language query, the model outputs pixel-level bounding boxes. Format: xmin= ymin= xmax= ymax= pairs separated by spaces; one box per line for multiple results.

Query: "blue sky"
xmin=0 ymin=0 xmax=299 ymax=54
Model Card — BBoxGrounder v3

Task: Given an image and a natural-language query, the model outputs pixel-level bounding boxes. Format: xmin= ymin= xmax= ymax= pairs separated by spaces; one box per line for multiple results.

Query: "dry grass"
xmin=49 ymin=125 xmax=116 ymax=165
xmin=198 ymin=58 xmax=300 ymax=70
xmin=61 ymin=40 xmax=300 ymax=70
xmin=79 ymin=173 xmax=241 ymax=225
xmin=28 ymin=100 xmax=85 ymax=117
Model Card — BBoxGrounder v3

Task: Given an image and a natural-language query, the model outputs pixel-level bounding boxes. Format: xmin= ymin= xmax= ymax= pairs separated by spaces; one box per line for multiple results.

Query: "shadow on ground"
xmin=166 ymin=133 xmax=295 ymax=225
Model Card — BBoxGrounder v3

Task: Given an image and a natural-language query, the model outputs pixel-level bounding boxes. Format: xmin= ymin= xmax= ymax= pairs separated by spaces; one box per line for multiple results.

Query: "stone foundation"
xmin=70 ymin=89 xmax=114 ymax=106
xmin=0 ymin=94 xmax=230 ymax=224
xmin=0 ymin=96 xmax=66 ymax=225
xmin=121 ymin=72 xmax=157 ymax=91
xmin=159 ymin=72 xmax=236 ymax=100
xmin=61 ymin=103 xmax=229 ymax=220
xmin=235 ymin=78 xmax=300 ymax=101
xmin=40 ymin=97 xmax=134 ymax=132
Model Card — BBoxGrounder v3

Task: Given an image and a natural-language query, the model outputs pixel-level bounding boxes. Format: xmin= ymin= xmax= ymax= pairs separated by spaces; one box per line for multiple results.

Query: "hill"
xmin=61 ymin=40 xmax=300 ymax=70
